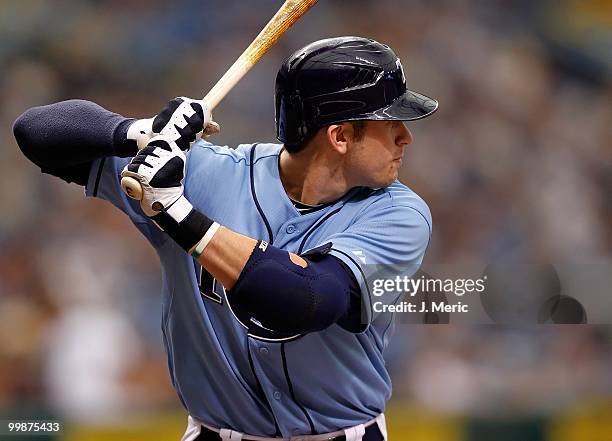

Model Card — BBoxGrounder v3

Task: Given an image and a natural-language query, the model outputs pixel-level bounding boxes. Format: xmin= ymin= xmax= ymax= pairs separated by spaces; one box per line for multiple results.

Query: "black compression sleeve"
xmin=13 ymin=100 xmax=137 ymax=174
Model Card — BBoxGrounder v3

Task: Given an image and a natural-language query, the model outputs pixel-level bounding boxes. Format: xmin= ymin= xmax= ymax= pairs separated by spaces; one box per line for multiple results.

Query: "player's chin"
xmin=372 ymin=172 xmax=397 ymax=189
xmin=384 ymin=166 xmax=400 ymax=185
xmin=386 ymin=175 xmax=398 ymax=187
xmin=362 ymin=166 xmax=398 ymax=188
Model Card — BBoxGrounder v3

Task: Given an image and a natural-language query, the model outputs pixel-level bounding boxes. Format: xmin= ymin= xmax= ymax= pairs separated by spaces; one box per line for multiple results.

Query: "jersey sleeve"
xmin=85 ymin=156 xmax=166 ymax=248
xmin=327 ymin=198 xmax=432 ymax=331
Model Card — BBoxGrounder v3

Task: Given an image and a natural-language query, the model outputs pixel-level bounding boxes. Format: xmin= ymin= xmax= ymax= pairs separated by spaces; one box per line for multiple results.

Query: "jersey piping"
xmin=249 ymin=144 xmax=274 ymax=243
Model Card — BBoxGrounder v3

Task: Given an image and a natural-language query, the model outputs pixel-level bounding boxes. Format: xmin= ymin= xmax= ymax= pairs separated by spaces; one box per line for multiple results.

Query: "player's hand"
xmin=120 ymin=135 xmax=187 ymax=217
xmin=152 ymin=97 xmax=218 ymax=150
xmin=127 ymin=97 xmax=220 ymax=150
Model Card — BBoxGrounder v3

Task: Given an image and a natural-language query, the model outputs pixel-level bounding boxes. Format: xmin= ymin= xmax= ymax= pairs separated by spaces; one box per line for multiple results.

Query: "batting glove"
xmin=120 ymin=136 xmax=187 ymax=217
xmin=120 ymin=135 xmax=218 ymax=253
xmin=127 ymin=97 xmax=219 ymax=151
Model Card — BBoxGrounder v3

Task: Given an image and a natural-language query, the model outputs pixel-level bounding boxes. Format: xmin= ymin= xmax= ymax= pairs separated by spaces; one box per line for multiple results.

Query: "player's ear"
xmin=326 ymin=124 xmax=348 ymax=155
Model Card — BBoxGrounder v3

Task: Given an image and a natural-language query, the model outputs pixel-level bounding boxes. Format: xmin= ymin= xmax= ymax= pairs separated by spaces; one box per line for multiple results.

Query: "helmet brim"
xmin=360 ymin=90 xmax=439 ymax=122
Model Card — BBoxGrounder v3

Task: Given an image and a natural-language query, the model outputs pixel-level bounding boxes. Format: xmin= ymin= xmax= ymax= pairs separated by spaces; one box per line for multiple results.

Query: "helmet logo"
xmin=397 ymin=58 xmax=406 ymax=86
xmin=355 ymin=56 xmax=377 ymax=66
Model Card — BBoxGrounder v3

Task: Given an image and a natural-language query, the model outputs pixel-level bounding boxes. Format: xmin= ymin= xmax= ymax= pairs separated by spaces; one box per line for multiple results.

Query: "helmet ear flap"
xmin=289 ymin=92 xmax=309 ymax=143
xmin=278 ymin=92 xmax=308 ymax=146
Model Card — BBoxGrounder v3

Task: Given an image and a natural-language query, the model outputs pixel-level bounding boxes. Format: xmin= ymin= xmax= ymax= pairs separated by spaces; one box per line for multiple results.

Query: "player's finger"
xmin=153 ymin=97 xmax=183 ymax=133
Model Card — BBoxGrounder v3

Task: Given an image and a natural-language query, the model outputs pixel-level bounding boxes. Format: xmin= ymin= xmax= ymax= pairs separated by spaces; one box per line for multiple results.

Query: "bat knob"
xmin=121 ymin=176 xmax=144 ymax=201
xmin=203 ymin=120 xmax=221 ymax=138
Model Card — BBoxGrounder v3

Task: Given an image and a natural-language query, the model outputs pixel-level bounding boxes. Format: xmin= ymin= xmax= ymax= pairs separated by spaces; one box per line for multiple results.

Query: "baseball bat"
xmin=121 ymin=0 xmax=319 ymax=201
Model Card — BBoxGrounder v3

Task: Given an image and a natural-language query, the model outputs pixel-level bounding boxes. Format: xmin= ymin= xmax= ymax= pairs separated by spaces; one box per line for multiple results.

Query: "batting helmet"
xmin=275 ymin=36 xmax=438 ymax=147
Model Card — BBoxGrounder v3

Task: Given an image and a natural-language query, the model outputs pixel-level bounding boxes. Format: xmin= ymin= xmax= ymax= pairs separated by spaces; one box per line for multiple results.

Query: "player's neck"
xmin=279 ymin=147 xmax=351 ymax=205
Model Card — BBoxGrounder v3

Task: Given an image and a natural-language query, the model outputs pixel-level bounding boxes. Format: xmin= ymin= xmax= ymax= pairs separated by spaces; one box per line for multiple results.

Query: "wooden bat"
xmin=121 ymin=0 xmax=319 ymax=201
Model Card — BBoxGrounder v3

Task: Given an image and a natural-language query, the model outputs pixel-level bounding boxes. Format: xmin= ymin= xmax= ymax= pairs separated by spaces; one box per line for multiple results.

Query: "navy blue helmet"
xmin=275 ymin=36 xmax=438 ymax=147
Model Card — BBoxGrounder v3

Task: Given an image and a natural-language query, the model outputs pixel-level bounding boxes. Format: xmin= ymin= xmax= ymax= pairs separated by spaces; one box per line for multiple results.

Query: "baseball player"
xmin=14 ymin=37 xmax=437 ymax=440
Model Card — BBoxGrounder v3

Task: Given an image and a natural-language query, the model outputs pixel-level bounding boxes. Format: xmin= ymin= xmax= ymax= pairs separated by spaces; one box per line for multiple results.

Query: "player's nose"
xmin=396 ymin=122 xmax=413 ymax=147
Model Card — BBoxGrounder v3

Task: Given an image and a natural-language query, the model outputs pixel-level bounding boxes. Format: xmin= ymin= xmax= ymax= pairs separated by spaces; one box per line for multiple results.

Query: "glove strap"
xmin=152 ymin=196 xmax=216 ymax=252
xmin=165 ymin=196 xmax=194 ymax=223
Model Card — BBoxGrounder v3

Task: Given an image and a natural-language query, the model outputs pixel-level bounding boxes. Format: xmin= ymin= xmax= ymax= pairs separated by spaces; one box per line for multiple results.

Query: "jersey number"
xmin=198 ymin=266 xmax=225 ymax=305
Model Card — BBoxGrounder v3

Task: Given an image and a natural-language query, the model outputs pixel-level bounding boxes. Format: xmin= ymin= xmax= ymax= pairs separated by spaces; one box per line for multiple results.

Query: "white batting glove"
xmin=127 ymin=97 xmax=220 ymax=151
xmin=121 ymin=134 xmax=219 ymax=254
xmin=120 ymin=135 xmax=189 ymax=218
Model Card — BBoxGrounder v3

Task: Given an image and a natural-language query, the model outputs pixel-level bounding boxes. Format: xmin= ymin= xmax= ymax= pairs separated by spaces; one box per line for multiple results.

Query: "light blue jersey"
xmin=86 ymin=141 xmax=431 ymax=437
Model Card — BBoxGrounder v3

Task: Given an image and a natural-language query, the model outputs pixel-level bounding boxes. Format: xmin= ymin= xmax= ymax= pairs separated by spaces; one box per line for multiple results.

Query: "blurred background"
xmin=0 ymin=0 xmax=611 ymax=440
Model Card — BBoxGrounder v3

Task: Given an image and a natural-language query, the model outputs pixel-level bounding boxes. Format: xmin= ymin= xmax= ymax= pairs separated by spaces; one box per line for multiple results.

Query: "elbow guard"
xmin=227 ymin=241 xmax=351 ymax=341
